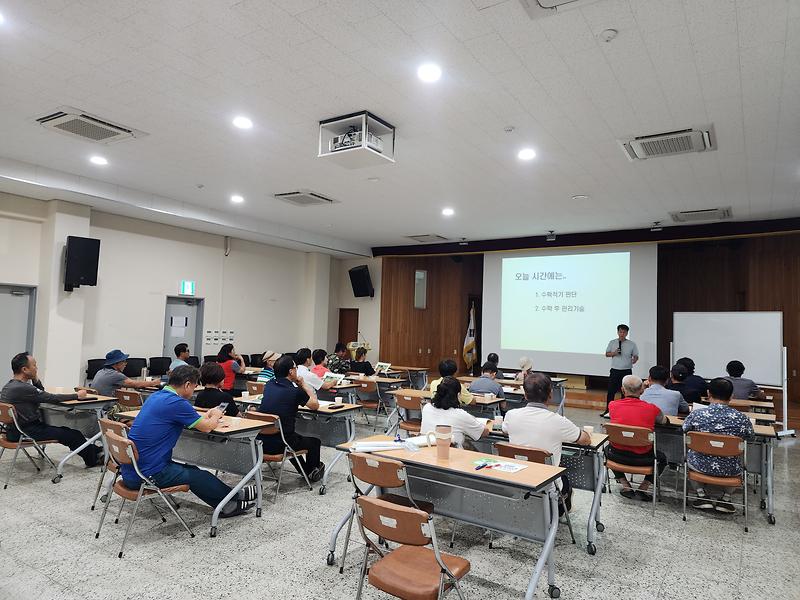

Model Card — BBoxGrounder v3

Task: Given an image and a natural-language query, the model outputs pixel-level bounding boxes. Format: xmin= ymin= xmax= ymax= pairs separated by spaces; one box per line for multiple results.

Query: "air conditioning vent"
xmin=35 ymin=107 xmax=145 ymax=144
xmin=517 ymin=0 xmax=602 ymax=19
xmin=405 ymin=234 xmax=449 ymax=243
xmin=669 ymin=207 xmax=733 ymax=223
xmin=273 ymin=190 xmax=340 ymax=207
xmin=619 ymin=126 xmax=716 ymax=161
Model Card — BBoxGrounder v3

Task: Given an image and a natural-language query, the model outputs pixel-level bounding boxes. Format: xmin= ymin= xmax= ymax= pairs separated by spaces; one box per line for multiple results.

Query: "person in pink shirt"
xmin=310 ymin=349 xmax=329 ymax=379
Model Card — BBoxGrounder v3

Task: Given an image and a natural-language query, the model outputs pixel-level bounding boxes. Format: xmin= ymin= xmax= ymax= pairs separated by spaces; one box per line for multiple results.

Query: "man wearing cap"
xmin=257 ymin=351 xmax=281 ymax=384
xmin=91 ymin=349 xmax=160 ymax=398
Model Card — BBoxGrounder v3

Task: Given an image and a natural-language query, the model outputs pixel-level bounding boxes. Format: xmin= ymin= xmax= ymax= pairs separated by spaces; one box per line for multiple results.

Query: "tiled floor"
xmin=1 ymin=407 xmax=796 ymax=599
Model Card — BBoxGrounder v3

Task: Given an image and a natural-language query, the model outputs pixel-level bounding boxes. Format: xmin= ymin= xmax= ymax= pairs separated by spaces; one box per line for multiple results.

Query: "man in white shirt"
xmin=502 ymin=372 xmax=590 ymax=510
xmin=294 ymin=348 xmax=335 ymax=392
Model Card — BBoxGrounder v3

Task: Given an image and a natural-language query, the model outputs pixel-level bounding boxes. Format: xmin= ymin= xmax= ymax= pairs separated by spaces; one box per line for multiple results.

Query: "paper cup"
xmin=583 ymin=425 xmax=594 ymax=435
xmin=335 ymin=396 xmax=343 ymax=403
xmin=241 ymin=391 xmax=249 ymax=398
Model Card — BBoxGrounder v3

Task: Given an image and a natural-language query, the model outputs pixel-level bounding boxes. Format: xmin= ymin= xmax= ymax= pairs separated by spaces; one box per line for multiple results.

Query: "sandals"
xmin=620 ymin=488 xmax=636 ymax=499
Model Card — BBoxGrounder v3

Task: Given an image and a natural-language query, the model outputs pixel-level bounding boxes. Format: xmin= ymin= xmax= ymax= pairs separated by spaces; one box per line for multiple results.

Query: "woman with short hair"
xmin=420 ymin=376 xmax=490 ymax=448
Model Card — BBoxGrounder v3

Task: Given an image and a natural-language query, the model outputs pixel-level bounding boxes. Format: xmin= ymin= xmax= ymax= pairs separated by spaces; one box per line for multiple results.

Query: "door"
xmin=338 ymin=308 xmax=359 ymax=346
xmin=0 ymin=285 xmax=35 ymax=368
xmin=163 ymin=297 xmax=204 ymax=358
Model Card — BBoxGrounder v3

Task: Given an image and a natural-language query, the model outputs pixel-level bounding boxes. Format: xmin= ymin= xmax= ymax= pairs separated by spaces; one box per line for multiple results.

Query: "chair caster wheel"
xmin=548 ymin=585 xmax=560 ymax=598
xmin=100 ymin=494 xmax=108 ymax=504
xmin=744 ymin=527 xmax=749 ymax=532
xmin=587 ymin=543 xmax=596 ymax=555
xmin=256 ymin=508 xmax=262 ymax=517
xmin=319 ymin=485 xmax=326 ymax=495
xmin=51 ymin=474 xmax=62 ymax=484
xmin=682 ymin=516 xmax=686 ymax=521
xmin=768 ymin=514 xmax=775 ymax=525
xmin=326 ymin=552 xmax=335 ymax=566
xmin=210 ymin=526 xmax=217 ymax=538
xmin=595 ymin=522 xmax=605 ymax=532
xmin=760 ymin=500 xmax=766 ymax=510
xmin=347 ymin=475 xmax=352 ymax=482
xmin=118 ymin=552 xmax=123 ymax=559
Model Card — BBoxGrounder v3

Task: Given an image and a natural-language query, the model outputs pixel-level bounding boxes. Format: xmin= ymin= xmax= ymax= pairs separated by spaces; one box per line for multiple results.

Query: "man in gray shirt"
xmin=723 ymin=360 xmax=765 ymax=400
xmin=641 ymin=365 xmax=689 ymax=416
xmin=603 ymin=324 xmax=639 ymax=417
xmin=92 ymin=349 xmax=159 ymax=397
xmin=467 ymin=362 xmax=505 ymax=398
xmin=1 ymin=352 xmax=101 ymax=467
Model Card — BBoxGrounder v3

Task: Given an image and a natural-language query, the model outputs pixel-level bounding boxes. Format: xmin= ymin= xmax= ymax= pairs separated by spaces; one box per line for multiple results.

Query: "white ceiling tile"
xmin=693 ymin=33 xmax=740 ymax=74
xmin=481 ymin=0 xmax=547 ymax=48
xmin=539 ymin=9 xmax=598 ymax=55
xmin=683 ymin=0 xmax=738 ymax=39
xmin=464 ymin=32 xmax=524 ymax=73
xmin=423 ymin=0 xmax=494 ymax=41
xmin=515 ymin=40 xmax=570 ymax=80
xmin=630 ymin=0 xmax=687 ymax=33
xmin=737 ymin=0 xmax=789 ymax=48
xmin=580 ymin=0 xmax=638 ymax=33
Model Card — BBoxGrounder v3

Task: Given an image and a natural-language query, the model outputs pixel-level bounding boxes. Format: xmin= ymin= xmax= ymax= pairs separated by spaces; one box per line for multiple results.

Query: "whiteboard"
xmin=672 ymin=312 xmax=783 ymax=386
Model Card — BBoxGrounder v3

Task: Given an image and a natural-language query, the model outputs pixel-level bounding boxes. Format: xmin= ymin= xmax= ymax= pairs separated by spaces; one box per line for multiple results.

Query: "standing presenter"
xmin=602 ymin=324 xmax=638 ymax=418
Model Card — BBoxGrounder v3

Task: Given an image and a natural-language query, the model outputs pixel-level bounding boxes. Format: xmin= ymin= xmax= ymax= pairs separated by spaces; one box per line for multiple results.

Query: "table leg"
xmin=319 ymin=414 xmax=356 ymax=495
xmin=209 ymin=439 xmax=263 ymax=537
xmin=767 ymin=440 xmax=775 ymax=524
xmin=586 ymin=452 xmax=605 ymax=554
xmin=252 ymin=438 xmax=263 ymax=518
xmin=384 ymin=408 xmax=399 ymax=435
xmin=525 ymin=491 xmax=560 ymax=600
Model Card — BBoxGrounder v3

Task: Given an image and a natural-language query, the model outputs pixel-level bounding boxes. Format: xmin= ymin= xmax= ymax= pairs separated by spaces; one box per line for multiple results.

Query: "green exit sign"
xmin=180 ymin=280 xmax=195 ymax=296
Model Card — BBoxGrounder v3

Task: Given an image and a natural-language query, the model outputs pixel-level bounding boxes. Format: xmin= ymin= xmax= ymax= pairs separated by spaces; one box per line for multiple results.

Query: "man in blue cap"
xmin=92 ymin=349 xmax=160 ymax=398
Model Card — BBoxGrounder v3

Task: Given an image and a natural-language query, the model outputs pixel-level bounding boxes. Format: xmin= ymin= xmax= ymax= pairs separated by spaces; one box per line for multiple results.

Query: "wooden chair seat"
xmin=399 ymin=420 xmax=421 ymax=433
xmin=359 ymin=400 xmax=379 ymax=409
xmin=263 ymin=449 xmax=307 ymax=463
xmin=378 ymin=493 xmax=434 ymax=515
xmin=687 ymin=470 xmax=742 ymax=487
xmin=368 ymin=545 xmax=470 ymax=600
xmin=0 ymin=435 xmax=57 ymax=449
xmin=112 ymin=480 xmax=189 ymax=501
xmin=605 ymin=460 xmax=653 ymax=476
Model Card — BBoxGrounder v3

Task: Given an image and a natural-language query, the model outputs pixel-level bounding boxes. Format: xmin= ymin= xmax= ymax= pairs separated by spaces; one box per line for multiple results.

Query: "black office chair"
xmin=203 ymin=355 xmax=218 ymax=364
xmin=123 ymin=358 xmax=147 ymax=378
xmin=187 ymin=356 xmax=200 ymax=368
xmin=250 ymin=354 xmax=264 ymax=369
xmin=148 ymin=357 xmax=171 ymax=377
xmin=242 ymin=354 xmax=251 ymax=367
xmin=86 ymin=359 xmax=106 ymax=384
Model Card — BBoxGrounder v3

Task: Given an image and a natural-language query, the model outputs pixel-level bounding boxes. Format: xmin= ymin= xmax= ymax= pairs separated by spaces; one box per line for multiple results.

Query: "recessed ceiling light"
xmin=571 ymin=194 xmax=589 ymax=201
xmin=232 ymin=116 xmax=253 ymax=129
xmin=89 ymin=155 xmax=108 ymax=166
xmin=518 ymin=148 xmax=536 ymax=161
xmin=417 ymin=63 xmax=442 ymax=83
xmin=230 ymin=194 xmax=244 ymax=203
xmin=442 ymin=207 xmax=454 ymax=217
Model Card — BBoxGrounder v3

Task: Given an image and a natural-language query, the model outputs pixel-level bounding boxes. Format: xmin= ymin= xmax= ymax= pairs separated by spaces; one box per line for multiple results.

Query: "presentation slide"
xmin=501 ymin=252 xmax=630 ymax=354
xmin=482 ymin=245 xmax=657 ymax=377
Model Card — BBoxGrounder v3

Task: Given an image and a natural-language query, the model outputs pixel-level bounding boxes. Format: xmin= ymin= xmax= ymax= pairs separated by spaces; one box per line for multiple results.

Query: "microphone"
xmin=618 ymin=340 xmax=622 ymax=354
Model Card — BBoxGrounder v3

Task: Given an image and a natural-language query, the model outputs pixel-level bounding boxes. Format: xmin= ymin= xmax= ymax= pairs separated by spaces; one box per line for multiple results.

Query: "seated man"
xmin=503 ymin=372 xmax=590 ymax=513
xmin=1 ymin=352 xmax=101 ymax=467
xmin=257 ymin=350 xmax=281 ymax=384
xmin=310 ymin=349 xmax=329 ymax=379
xmin=325 ymin=342 xmax=351 ymax=375
xmin=169 ymin=343 xmax=190 ymax=372
xmin=258 ymin=356 xmax=325 ymax=482
xmin=295 ymin=348 xmax=335 ymax=392
xmin=121 ymin=365 xmax=255 ymax=518
xmin=675 ymin=357 xmax=707 ymax=398
xmin=682 ymin=377 xmax=754 ymax=513
xmin=723 ymin=360 xmax=766 ymax=400
xmin=641 ymin=365 xmax=689 ymax=416
xmin=666 ymin=363 xmax=703 ymax=405
xmin=429 ymin=359 xmax=473 ymax=406
xmin=92 ymin=349 xmax=160 ymax=397
xmin=487 ymin=352 xmax=503 ymax=377
xmin=348 ymin=347 xmax=375 ymax=376
xmin=467 ymin=362 xmax=505 ymax=399
xmin=195 ymin=362 xmax=239 ymax=416
xmin=606 ymin=375 xmax=668 ymax=500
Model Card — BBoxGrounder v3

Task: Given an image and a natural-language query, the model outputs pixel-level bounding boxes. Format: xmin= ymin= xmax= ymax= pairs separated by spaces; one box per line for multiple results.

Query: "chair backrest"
xmin=86 ymin=358 xmax=106 ymax=380
xmin=242 ymin=354 xmax=251 ymax=366
xmin=246 ymin=381 xmax=265 ymax=396
xmin=99 ymin=417 xmax=128 ymax=439
xmin=187 ymin=356 xmax=201 ymax=368
xmin=356 ymin=496 xmax=431 ymax=546
xmin=495 ymin=442 xmax=552 ymax=465
xmin=603 ymin=423 xmax=654 ymax=448
xmin=203 ymin=355 xmax=218 ymax=364
xmin=244 ymin=409 xmax=280 ymax=437
xmin=356 ymin=380 xmax=378 ymax=394
xmin=686 ymin=431 xmax=744 ymax=457
xmin=105 ymin=430 xmax=138 ymax=465
xmin=116 ymin=389 xmax=143 ymax=409
xmin=348 ymin=452 xmax=407 ymax=488
xmin=148 ymin=357 xmax=171 ymax=376
xmin=0 ymin=402 xmax=17 ymax=426
xmin=123 ymin=358 xmax=147 ymax=378
xmin=250 ymin=354 xmax=264 ymax=368
xmin=396 ymin=393 xmax=423 ymax=411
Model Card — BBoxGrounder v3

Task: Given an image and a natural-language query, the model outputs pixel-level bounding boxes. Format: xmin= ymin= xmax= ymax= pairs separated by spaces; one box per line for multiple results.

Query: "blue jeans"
xmin=124 ymin=462 xmax=233 ymax=508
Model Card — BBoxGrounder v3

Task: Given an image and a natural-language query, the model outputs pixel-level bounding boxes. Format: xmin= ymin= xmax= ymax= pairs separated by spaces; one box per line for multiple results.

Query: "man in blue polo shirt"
xmin=258 ymin=355 xmax=325 ymax=482
xmin=121 ymin=365 xmax=256 ymax=518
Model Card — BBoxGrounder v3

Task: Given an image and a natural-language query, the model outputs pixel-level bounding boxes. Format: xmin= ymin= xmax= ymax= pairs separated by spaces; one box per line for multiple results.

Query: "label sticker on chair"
xmin=514 ymin=454 xmax=529 ymax=461
xmin=622 ymin=431 xmax=634 ymax=437
xmin=379 ymin=515 xmax=397 ymax=528
xmin=366 ymin=458 xmax=379 ymax=468
xmin=710 ymin=440 xmax=724 ymax=448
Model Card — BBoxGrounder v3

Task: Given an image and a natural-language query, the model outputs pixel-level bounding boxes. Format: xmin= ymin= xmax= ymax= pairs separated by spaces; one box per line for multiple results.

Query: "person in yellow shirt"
xmin=428 ymin=359 xmax=473 ymax=405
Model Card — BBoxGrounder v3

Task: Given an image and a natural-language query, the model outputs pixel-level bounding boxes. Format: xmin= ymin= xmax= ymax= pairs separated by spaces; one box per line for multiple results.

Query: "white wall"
xmin=328 ymin=257 xmax=382 ymax=360
xmin=0 ymin=192 xmax=45 ymax=286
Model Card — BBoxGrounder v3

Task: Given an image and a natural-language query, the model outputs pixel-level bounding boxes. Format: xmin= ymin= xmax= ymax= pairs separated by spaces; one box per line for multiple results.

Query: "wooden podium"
xmin=346 ymin=341 xmax=372 ymax=359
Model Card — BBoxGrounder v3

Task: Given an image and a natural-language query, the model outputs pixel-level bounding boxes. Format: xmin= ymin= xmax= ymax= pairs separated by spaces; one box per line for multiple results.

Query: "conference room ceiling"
xmin=0 ymin=0 xmax=798 ymax=251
